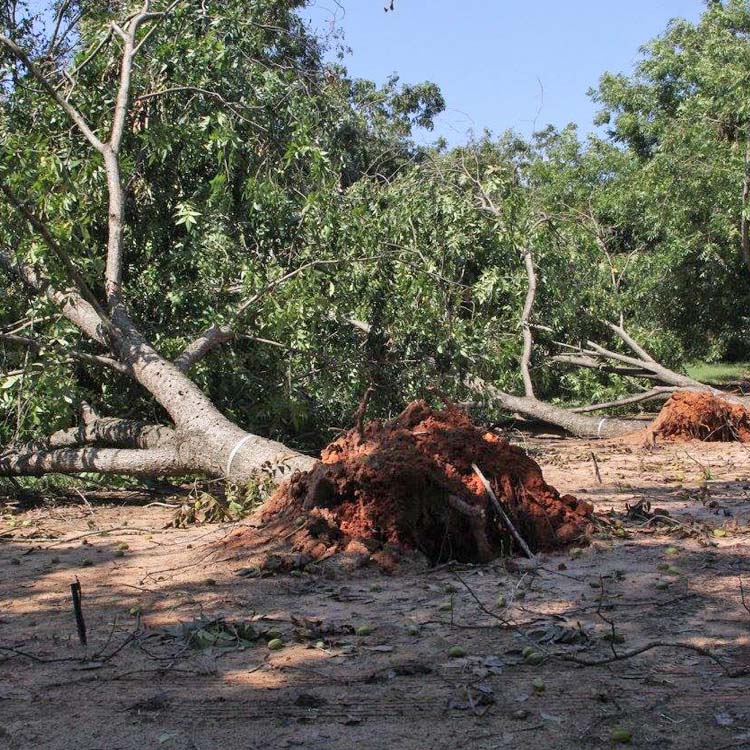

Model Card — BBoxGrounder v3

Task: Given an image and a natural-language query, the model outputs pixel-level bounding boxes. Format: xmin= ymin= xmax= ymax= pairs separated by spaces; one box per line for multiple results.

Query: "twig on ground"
xmin=595 ymin=576 xmax=620 ymax=658
xmin=0 ymin=646 xmax=79 ymax=663
xmin=92 ymin=615 xmax=119 ymax=659
xmin=554 ymin=641 xmax=749 ymax=678
xmin=450 ymin=568 xmax=517 ymax=633
xmin=590 ymin=452 xmax=602 ymax=484
xmin=24 ymin=526 xmax=158 ymax=545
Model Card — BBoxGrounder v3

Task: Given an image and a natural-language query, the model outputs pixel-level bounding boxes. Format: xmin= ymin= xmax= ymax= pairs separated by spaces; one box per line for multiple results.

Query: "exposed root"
xmin=652 ymin=391 xmax=750 ymax=443
xmin=227 ymin=401 xmax=593 ymax=568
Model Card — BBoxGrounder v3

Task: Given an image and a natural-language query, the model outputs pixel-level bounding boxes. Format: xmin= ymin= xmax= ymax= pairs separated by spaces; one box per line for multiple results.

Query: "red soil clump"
xmin=235 ymin=401 xmax=592 ymax=568
xmin=651 ymin=391 xmax=750 ymax=443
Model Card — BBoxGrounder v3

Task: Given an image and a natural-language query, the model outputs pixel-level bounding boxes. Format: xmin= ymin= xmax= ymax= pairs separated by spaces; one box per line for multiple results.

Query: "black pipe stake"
xmin=70 ymin=577 xmax=87 ymax=646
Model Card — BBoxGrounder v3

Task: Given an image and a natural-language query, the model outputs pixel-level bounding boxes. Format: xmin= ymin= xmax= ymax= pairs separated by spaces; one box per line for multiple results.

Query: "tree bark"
xmin=0 ymin=447 xmax=187 ymax=477
xmin=465 ymin=376 xmax=643 ymax=439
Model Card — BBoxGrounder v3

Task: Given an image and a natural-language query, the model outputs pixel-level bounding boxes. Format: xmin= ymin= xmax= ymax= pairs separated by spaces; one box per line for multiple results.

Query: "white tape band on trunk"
xmin=225 ymin=433 xmax=254 ymax=477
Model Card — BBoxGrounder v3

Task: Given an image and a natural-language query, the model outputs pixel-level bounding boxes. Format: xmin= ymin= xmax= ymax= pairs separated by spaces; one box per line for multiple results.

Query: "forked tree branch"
xmin=554 ymin=321 xmax=706 ymax=391
xmin=105 ymin=1 xmax=181 ymax=302
xmin=12 ymin=401 xmax=176 ymax=452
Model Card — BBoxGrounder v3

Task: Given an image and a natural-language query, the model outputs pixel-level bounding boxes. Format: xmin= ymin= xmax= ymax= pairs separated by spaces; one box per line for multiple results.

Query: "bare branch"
xmin=134 ymin=85 xmax=263 ymax=124
xmin=132 ymin=0 xmax=184 ymax=56
xmin=554 ymin=333 xmax=704 ymax=390
xmin=173 ymin=324 xmax=234 ymax=373
xmin=46 ymin=0 xmax=73 ymax=57
xmin=570 ymin=387 xmax=675 ymax=413
xmin=58 ymin=28 xmax=113 ymax=93
xmin=602 ymin=320 xmax=656 ymax=363
xmin=0 ymin=33 xmax=105 ymax=153
xmin=551 ymin=353 xmax=661 ymax=380
xmin=0 ymin=332 xmax=128 ymax=374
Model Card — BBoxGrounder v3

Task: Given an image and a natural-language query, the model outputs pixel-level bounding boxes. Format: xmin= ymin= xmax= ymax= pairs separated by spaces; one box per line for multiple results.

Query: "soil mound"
xmin=234 ymin=401 xmax=592 ymax=568
xmin=651 ymin=391 xmax=750 ymax=443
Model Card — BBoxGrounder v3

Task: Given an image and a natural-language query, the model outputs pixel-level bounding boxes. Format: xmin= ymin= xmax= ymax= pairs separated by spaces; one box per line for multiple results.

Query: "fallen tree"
xmin=0 ymin=4 xmax=317 ymax=482
xmin=464 ymin=374 xmax=644 ymax=439
xmin=458 ymin=159 xmax=742 ymax=439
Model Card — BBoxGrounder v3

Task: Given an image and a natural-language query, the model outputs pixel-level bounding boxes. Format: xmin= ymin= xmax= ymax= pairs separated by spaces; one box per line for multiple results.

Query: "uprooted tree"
xmin=0 ymin=0 xmax=448 ymax=482
xmin=454 ymin=147 xmax=747 ymax=439
xmin=0 ymin=4 xmax=314 ymax=480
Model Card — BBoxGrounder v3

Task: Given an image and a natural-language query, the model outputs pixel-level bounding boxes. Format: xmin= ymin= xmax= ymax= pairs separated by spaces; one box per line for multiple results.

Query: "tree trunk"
xmin=0 ymin=319 xmax=317 ymax=482
xmin=110 ymin=313 xmax=316 ymax=481
xmin=465 ymin=376 xmax=643 ymax=439
xmin=0 ymin=18 xmax=320 ymax=485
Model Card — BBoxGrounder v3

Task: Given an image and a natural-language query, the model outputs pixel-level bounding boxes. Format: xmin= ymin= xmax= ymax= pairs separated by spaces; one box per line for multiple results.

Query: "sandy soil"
xmin=1 ymin=436 xmax=749 ymax=750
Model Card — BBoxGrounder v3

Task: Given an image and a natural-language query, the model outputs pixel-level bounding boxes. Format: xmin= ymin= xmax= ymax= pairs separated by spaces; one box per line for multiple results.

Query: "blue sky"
xmin=304 ymin=0 xmax=705 ymax=145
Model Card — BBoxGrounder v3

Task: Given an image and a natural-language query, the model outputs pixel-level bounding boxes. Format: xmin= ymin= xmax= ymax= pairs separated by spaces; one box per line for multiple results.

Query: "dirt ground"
xmin=1 ymin=435 xmax=749 ymax=750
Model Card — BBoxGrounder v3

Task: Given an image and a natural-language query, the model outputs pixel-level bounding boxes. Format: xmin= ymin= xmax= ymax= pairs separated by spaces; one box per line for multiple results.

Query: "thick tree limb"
xmin=6 ymin=401 xmax=175 ymax=455
xmin=103 ymin=2 xmax=176 ymax=301
xmin=0 ymin=446 xmax=186 ymax=477
xmin=465 ymin=376 xmax=644 ymax=439
xmin=570 ymin=387 xmax=675 ymax=413
xmin=0 ymin=244 xmax=110 ymax=348
xmin=602 ymin=320 xmax=655 ymax=363
xmin=173 ymin=324 xmax=234 ymax=373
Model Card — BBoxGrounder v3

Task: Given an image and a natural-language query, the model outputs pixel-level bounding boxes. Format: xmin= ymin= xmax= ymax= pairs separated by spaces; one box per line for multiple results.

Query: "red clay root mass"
xmin=253 ymin=401 xmax=592 ymax=565
xmin=651 ymin=391 xmax=750 ymax=443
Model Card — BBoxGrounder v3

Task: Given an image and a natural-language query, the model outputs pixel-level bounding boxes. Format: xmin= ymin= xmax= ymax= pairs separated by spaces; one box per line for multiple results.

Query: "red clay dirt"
xmin=651 ymin=390 xmax=750 ymax=443
xmin=229 ymin=401 xmax=593 ymax=567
